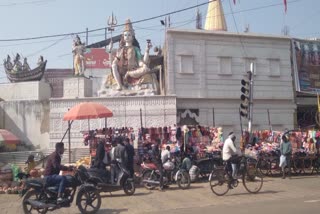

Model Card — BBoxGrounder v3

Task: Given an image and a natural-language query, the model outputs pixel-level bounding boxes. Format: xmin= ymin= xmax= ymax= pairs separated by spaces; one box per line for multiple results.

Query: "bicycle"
xmin=209 ymin=155 xmax=263 ymax=196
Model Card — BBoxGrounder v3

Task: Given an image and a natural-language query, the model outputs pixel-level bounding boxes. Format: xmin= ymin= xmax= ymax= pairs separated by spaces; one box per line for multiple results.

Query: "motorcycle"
xmin=192 ymin=151 xmax=223 ymax=178
xmin=85 ymin=160 xmax=135 ymax=196
xmin=21 ymin=166 xmax=101 ymax=214
xmin=141 ymin=157 xmax=191 ymax=190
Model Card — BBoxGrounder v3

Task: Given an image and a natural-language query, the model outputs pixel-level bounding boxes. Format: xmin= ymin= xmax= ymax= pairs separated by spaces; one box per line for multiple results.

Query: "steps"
xmin=0 ymin=148 xmax=90 ymax=169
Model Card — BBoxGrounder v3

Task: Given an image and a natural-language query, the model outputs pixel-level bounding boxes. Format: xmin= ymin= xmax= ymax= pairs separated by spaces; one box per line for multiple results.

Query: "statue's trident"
xmin=107 ymin=12 xmax=117 ymax=53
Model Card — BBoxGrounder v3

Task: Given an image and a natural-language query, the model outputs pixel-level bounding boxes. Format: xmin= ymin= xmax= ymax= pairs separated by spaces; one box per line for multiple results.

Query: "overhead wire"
xmin=0 ymin=1 xmax=213 ymax=42
xmin=0 ymin=0 xmax=302 ymax=42
xmin=228 ymin=0 xmax=248 ymax=57
xmin=0 ymin=0 xmax=306 ymax=61
xmin=0 ymin=0 xmax=56 ymax=7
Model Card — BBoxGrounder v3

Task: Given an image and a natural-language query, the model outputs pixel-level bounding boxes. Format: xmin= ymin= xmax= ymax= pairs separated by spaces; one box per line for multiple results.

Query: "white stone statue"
xmin=12 ymin=53 xmax=22 ymax=73
xmin=104 ymin=19 xmax=157 ymax=92
xmin=37 ymin=55 xmax=44 ymax=66
xmin=4 ymin=55 xmax=13 ymax=70
xmin=72 ymin=35 xmax=86 ymax=76
xmin=23 ymin=57 xmax=31 ymax=71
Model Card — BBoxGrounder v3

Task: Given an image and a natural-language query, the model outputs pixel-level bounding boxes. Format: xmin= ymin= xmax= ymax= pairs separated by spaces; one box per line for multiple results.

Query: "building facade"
xmin=166 ymin=29 xmax=296 ymax=134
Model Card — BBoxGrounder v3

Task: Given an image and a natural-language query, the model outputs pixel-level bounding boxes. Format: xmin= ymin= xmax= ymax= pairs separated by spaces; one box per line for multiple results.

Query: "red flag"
xmin=233 ymin=0 xmax=236 ymax=4
xmin=284 ymin=0 xmax=287 ymax=13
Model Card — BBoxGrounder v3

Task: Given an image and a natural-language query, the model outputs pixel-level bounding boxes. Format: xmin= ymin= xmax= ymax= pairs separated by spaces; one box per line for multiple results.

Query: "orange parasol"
xmin=0 ymin=129 xmax=20 ymax=145
xmin=63 ymin=102 xmax=113 ymax=121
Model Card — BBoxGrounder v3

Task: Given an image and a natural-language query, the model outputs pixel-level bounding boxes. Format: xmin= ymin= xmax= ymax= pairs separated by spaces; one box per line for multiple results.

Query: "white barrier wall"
xmin=0 ymin=100 xmax=50 ymax=149
xmin=49 ymin=96 xmax=177 ymax=149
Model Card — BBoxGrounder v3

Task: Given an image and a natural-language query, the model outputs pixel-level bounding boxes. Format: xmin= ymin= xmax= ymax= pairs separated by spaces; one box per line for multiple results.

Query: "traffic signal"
xmin=240 ymin=75 xmax=250 ymax=118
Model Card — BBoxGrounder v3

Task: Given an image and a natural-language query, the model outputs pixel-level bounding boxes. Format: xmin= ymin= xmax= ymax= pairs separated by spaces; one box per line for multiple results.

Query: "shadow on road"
xmin=100 ymin=191 xmax=152 ymax=198
xmin=289 ymin=175 xmax=320 ymax=180
xmin=226 ymin=190 xmax=285 ymax=197
xmin=159 ymin=185 xmax=204 ymax=191
xmin=96 ymin=208 xmax=128 ymax=214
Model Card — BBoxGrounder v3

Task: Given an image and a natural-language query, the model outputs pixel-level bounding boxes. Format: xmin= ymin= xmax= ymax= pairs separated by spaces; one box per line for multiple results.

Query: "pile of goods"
xmin=75 ymin=157 xmax=91 ymax=167
xmin=0 ymin=163 xmax=23 ymax=194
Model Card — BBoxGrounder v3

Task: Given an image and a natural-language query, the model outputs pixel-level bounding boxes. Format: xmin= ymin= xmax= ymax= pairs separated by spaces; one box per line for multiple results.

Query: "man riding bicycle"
xmin=222 ymin=132 xmax=240 ymax=188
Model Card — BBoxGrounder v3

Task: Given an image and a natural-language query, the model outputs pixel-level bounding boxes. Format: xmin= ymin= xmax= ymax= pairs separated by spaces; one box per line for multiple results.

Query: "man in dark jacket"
xmin=44 ymin=142 xmax=73 ymax=204
xmin=114 ymin=137 xmax=128 ymax=168
xmin=124 ymin=138 xmax=135 ymax=177
xmin=93 ymin=139 xmax=106 ymax=169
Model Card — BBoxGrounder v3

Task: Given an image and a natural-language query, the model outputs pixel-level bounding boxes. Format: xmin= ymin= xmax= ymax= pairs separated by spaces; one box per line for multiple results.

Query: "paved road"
xmin=0 ymin=175 xmax=319 ymax=214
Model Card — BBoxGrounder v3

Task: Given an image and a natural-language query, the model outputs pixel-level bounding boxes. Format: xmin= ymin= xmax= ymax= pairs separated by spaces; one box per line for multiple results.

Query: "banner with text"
xmin=85 ymin=48 xmax=111 ymax=69
xmin=292 ymin=39 xmax=320 ymax=94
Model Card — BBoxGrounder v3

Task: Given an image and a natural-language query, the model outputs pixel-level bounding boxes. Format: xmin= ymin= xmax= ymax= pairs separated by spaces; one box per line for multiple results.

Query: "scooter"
xmin=141 ymin=158 xmax=191 ymax=190
xmin=86 ymin=161 xmax=135 ymax=196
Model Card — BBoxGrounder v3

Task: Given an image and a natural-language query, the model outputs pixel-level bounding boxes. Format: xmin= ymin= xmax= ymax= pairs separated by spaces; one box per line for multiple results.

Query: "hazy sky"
xmin=0 ymin=0 xmax=318 ymax=82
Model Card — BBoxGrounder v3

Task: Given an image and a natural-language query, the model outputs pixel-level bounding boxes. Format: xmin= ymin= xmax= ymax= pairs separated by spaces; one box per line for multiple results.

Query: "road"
xmin=0 ymin=175 xmax=319 ymax=214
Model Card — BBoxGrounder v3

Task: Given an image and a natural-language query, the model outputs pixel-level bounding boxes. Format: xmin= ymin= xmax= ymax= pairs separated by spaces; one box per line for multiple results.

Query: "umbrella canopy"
xmin=0 ymin=129 xmax=20 ymax=145
xmin=63 ymin=102 xmax=113 ymax=121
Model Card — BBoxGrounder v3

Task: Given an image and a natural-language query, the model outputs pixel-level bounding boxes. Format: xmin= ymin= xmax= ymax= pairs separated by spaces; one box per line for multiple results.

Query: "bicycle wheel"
xmin=176 ymin=170 xmax=191 ymax=190
xmin=242 ymin=167 xmax=263 ymax=194
xmin=270 ymin=159 xmax=282 ymax=177
xmin=209 ymin=170 xmax=229 ymax=196
xmin=292 ymin=158 xmax=303 ymax=175
xmin=311 ymin=158 xmax=320 ymax=175
xmin=257 ymin=159 xmax=269 ymax=176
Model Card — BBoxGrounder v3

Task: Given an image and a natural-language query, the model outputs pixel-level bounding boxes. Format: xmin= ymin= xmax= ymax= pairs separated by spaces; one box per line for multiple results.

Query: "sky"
xmin=0 ymin=0 xmax=319 ymax=82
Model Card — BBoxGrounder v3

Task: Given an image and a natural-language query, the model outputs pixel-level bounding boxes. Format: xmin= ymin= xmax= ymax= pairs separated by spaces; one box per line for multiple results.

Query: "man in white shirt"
xmin=222 ymin=132 xmax=239 ymax=187
xmin=161 ymin=146 xmax=171 ymax=164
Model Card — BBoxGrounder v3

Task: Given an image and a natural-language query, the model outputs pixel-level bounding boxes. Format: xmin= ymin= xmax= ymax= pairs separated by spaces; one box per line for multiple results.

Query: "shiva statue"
xmin=100 ymin=19 xmax=159 ymax=96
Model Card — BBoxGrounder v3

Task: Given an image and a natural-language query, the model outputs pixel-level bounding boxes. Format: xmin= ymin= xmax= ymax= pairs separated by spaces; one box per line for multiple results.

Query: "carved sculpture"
xmin=3 ymin=54 xmax=47 ymax=82
xmin=72 ymin=35 xmax=86 ymax=76
xmin=100 ymin=19 xmax=160 ymax=96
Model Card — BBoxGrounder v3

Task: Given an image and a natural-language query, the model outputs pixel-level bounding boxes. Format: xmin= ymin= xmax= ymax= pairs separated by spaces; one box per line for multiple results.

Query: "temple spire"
xmin=204 ymin=0 xmax=227 ymax=31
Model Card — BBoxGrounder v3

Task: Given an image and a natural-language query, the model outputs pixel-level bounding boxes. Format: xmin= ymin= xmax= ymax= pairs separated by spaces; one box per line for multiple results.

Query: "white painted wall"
xmin=0 ymin=100 xmax=50 ymax=149
xmin=84 ymin=68 xmax=111 ymax=97
xmin=49 ymin=96 xmax=177 ymax=149
xmin=167 ymin=29 xmax=296 ymax=135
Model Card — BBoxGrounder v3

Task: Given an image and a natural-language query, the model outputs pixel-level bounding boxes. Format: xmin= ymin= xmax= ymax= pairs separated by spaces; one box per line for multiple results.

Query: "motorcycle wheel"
xmin=77 ymin=188 xmax=101 ymax=214
xmin=22 ymin=190 xmax=48 ymax=214
xmin=142 ymin=170 xmax=157 ymax=190
xmin=123 ymin=179 xmax=135 ymax=196
xmin=177 ymin=171 xmax=191 ymax=190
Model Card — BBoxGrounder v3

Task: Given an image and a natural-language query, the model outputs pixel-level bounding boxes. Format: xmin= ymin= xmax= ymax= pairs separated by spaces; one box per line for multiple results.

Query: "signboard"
xmin=292 ymin=39 xmax=320 ymax=94
xmin=84 ymin=48 xmax=111 ymax=69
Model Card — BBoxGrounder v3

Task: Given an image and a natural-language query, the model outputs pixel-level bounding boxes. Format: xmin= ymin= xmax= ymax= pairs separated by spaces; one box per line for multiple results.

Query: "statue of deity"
xmin=72 ymin=35 xmax=86 ymax=76
xmin=12 ymin=53 xmax=22 ymax=73
xmin=104 ymin=19 xmax=158 ymax=93
xmin=4 ymin=55 xmax=13 ymax=70
xmin=37 ymin=55 xmax=44 ymax=66
xmin=23 ymin=57 xmax=31 ymax=71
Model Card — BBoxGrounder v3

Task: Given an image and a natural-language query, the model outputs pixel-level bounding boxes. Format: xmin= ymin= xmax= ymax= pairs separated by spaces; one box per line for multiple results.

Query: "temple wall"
xmin=49 ymin=96 xmax=177 ymax=149
xmin=167 ymin=29 xmax=296 ymax=134
xmin=0 ymin=100 xmax=50 ymax=149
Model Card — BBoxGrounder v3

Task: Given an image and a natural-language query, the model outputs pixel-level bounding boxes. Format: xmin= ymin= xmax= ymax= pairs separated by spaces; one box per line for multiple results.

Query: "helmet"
xmin=163 ymin=161 xmax=175 ymax=171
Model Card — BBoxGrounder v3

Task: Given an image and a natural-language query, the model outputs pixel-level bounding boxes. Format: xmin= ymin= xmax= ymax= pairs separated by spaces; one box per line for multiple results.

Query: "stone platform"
xmin=63 ymin=77 xmax=92 ymax=98
xmin=0 ymin=81 xmax=51 ymax=101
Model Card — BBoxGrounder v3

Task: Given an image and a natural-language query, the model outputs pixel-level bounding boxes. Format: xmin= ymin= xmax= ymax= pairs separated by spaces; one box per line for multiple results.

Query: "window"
xmin=179 ymin=55 xmax=194 ymax=74
xmin=218 ymin=57 xmax=232 ymax=75
xmin=269 ymin=58 xmax=280 ymax=76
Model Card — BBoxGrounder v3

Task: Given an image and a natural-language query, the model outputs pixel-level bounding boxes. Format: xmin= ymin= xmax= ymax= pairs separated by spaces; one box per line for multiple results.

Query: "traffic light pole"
xmin=248 ymin=63 xmax=254 ymax=137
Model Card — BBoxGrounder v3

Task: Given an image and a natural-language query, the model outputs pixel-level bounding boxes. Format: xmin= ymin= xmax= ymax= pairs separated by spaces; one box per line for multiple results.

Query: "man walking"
xmin=124 ymin=138 xmax=135 ymax=178
xmin=114 ymin=137 xmax=128 ymax=169
xmin=280 ymin=134 xmax=292 ymax=179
